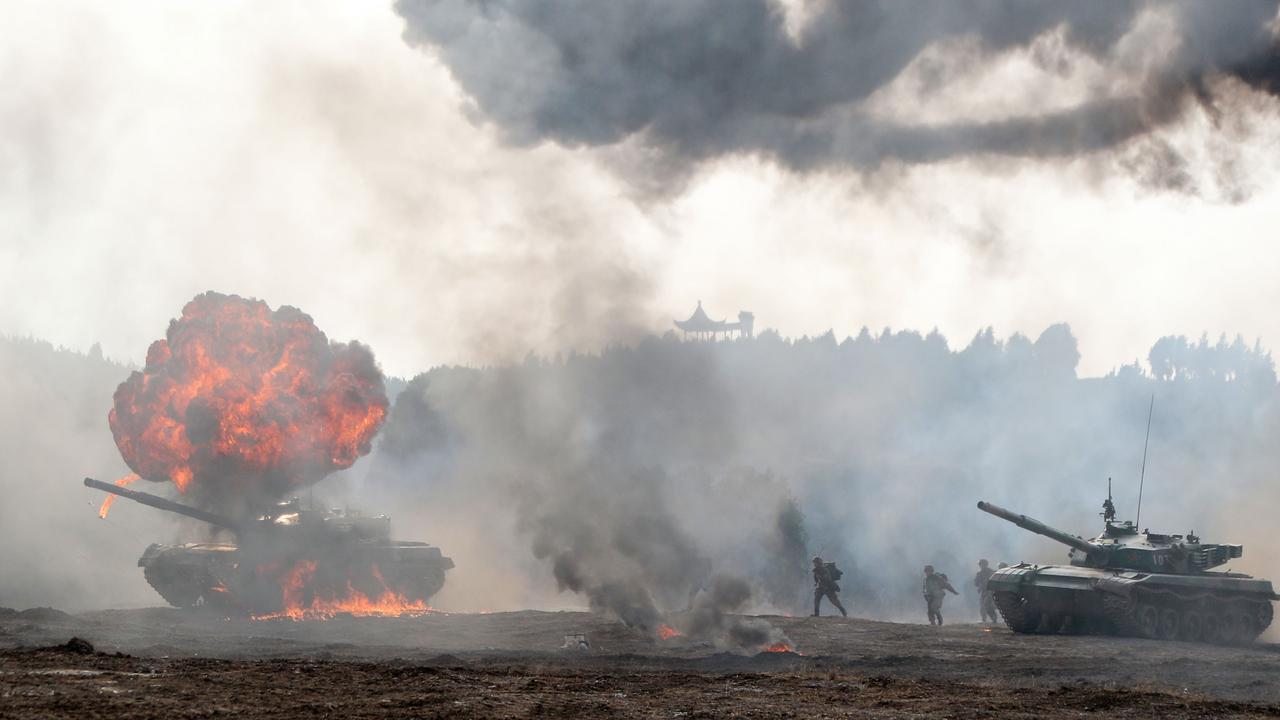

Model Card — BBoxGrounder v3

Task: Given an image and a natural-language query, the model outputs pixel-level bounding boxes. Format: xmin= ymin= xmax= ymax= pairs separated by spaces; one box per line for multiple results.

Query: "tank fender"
xmin=986 ymin=563 xmax=1039 ymax=590
xmin=137 ymin=543 xmax=165 ymax=567
xmin=995 ymin=563 xmax=1039 ymax=578
xmin=1094 ymin=574 xmax=1144 ymax=598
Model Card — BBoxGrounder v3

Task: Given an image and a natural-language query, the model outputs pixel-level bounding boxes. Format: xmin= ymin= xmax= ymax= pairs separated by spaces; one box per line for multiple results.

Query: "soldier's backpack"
xmin=825 ymin=562 xmax=843 ymax=581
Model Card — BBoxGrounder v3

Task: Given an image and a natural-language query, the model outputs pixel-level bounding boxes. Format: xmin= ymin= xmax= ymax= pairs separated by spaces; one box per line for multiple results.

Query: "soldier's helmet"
xmin=924 ymin=564 xmax=934 ymax=574
xmin=812 ymin=556 xmax=823 ymax=566
xmin=978 ymin=559 xmax=989 ymax=567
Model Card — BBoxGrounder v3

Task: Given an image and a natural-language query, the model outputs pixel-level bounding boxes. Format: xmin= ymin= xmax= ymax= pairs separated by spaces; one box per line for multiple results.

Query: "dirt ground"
xmin=4 ymin=607 xmax=1280 ymax=718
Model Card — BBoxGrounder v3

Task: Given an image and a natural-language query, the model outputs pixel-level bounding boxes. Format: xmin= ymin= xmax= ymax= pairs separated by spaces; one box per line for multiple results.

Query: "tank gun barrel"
xmin=84 ymin=477 xmax=238 ymax=532
xmin=977 ymin=500 xmax=1099 ymax=556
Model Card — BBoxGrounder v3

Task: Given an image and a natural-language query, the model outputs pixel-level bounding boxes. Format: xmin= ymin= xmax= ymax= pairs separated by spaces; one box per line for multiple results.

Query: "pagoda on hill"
xmin=674 ymin=302 xmax=754 ymax=340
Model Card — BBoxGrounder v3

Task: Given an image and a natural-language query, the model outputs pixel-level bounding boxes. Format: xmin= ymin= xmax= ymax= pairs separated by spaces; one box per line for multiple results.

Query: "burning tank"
xmin=86 ymin=477 xmax=453 ymax=618
xmin=977 ymin=497 xmax=1278 ymax=644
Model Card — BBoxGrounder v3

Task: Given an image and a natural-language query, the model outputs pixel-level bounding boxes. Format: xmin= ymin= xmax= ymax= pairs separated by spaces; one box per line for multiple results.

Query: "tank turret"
xmin=977 ymin=493 xmax=1276 ymax=645
xmin=977 ymin=500 xmax=1243 ymax=574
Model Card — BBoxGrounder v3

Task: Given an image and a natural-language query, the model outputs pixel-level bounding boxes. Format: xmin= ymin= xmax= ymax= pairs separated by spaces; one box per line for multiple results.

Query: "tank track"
xmin=1101 ymin=594 xmax=1140 ymax=636
xmin=992 ymin=591 xmax=1042 ymax=633
xmin=1102 ymin=591 xmax=1272 ymax=645
xmin=997 ymin=589 xmax=1272 ymax=644
xmin=393 ymin=568 xmax=448 ymax=604
xmin=142 ymin=563 xmax=205 ymax=608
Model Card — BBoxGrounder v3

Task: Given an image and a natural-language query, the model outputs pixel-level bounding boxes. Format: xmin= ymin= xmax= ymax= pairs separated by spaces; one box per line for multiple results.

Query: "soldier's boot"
xmin=832 ymin=596 xmax=847 ymax=618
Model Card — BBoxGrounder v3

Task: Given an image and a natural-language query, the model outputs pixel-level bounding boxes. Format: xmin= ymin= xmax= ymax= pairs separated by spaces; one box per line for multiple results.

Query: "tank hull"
xmin=989 ymin=563 xmax=1277 ymax=644
xmin=138 ymin=541 xmax=454 ymax=615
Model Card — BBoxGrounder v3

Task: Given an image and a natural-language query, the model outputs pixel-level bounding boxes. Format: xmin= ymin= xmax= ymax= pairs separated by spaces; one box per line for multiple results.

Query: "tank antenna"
xmin=1135 ymin=394 xmax=1154 ymax=530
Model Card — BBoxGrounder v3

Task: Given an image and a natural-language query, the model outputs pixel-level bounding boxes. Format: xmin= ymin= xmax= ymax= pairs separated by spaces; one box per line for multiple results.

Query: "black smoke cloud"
xmin=395 ymin=0 xmax=1280 ymax=176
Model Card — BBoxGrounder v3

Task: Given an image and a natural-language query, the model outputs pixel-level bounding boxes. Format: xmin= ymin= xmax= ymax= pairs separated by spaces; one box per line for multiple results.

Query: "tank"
xmin=977 ymin=497 xmax=1278 ymax=644
xmin=85 ymin=477 xmax=453 ymax=616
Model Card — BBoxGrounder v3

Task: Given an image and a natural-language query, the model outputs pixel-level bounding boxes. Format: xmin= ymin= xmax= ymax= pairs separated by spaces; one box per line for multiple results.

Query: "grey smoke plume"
xmin=369 ymin=343 xmax=794 ymax=648
xmin=395 ymin=0 xmax=1280 ymax=177
xmin=524 ymin=465 xmax=710 ymax=631
xmin=686 ymin=575 xmax=790 ymax=649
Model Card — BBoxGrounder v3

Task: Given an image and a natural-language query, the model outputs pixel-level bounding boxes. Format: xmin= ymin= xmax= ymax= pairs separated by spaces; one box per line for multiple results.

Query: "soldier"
xmin=812 ymin=556 xmax=847 ymax=617
xmin=922 ymin=565 xmax=958 ymax=625
xmin=973 ymin=559 xmax=998 ymax=624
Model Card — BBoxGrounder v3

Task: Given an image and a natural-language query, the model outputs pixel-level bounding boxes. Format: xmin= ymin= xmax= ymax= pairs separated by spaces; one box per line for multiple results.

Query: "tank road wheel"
xmin=1258 ymin=601 xmax=1275 ymax=634
xmin=1135 ymin=604 xmax=1160 ymax=639
xmin=1178 ymin=610 xmax=1204 ymax=642
xmin=1059 ymin=615 xmax=1087 ymax=635
xmin=396 ymin=569 xmax=447 ymax=604
xmin=1101 ymin=594 xmax=1139 ymax=636
xmin=1156 ymin=608 xmax=1180 ymax=641
xmin=143 ymin=564 xmax=202 ymax=608
xmin=993 ymin=591 xmax=1042 ymax=634
xmin=1203 ymin=614 xmax=1223 ymax=644
xmin=1242 ymin=601 xmax=1275 ymax=642
xmin=1217 ymin=613 xmax=1242 ymax=646
xmin=1237 ymin=612 xmax=1259 ymax=645
xmin=1042 ymin=614 xmax=1067 ymax=635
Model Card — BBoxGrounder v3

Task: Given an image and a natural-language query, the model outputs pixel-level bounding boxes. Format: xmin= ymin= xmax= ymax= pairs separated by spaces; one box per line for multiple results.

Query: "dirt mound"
xmin=16 ymin=607 xmax=72 ymax=621
xmin=58 ymin=637 xmax=95 ymax=654
xmin=422 ymin=653 xmax=467 ymax=667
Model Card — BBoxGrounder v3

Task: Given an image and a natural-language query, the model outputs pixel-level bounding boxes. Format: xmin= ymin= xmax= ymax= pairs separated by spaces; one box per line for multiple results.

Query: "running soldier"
xmin=922 ymin=565 xmax=958 ymax=625
xmin=973 ymin=559 xmax=998 ymax=624
xmin=812 ymin=556 xmax=847 ymax=617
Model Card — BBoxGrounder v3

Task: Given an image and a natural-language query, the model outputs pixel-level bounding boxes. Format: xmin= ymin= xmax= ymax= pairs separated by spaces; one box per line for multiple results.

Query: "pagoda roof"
xmin=675 ymin=301 xmax=729 ymax=332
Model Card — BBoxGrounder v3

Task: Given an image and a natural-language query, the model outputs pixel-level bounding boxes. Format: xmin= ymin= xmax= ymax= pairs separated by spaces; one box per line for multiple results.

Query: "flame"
xmin=761 ymin=642 xmax=803 ymax=655
xmin=657 ymin=624 xmax=684 ymax=640
xmin=97 ymin=473 xmax=140 ymax=519
xmin=253 ymin=561 xmax=436 ymax=621
xmin=108 ymin=292 xmax=387 ymax=501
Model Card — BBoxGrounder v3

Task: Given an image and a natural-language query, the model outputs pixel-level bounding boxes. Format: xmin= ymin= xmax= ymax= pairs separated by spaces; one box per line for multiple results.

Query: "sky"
xmin=3 ymin=0 xmax=1279 ymax=378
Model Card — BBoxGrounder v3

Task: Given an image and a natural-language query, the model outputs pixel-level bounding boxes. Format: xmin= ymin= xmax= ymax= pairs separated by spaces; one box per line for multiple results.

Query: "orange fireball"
xmin=108 ymin=292 xmax=387 ymax=506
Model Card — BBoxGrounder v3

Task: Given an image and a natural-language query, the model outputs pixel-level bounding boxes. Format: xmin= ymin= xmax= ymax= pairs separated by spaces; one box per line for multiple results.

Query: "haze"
xmin=4 ymin=0 xmax=1280 ymax=645
xmin=3 ymin=0 xmax=1279 ymax=377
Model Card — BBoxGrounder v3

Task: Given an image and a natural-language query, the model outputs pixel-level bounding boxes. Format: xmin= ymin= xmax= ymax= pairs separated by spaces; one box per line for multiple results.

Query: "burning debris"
xmin=759 ymin=642 xmax=802 ymax=655
xmin=251 ymin=561 xmax=437 ymax=621
xmin=87 ymin=292 xmax=453 ymax=618
xmin=96 ymin=473 xmax=139 ymax=519
xmin=656 ymin=624 xmax=684 ymax=641
xmin=108 ymin=291 xmax=388 ymax=514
